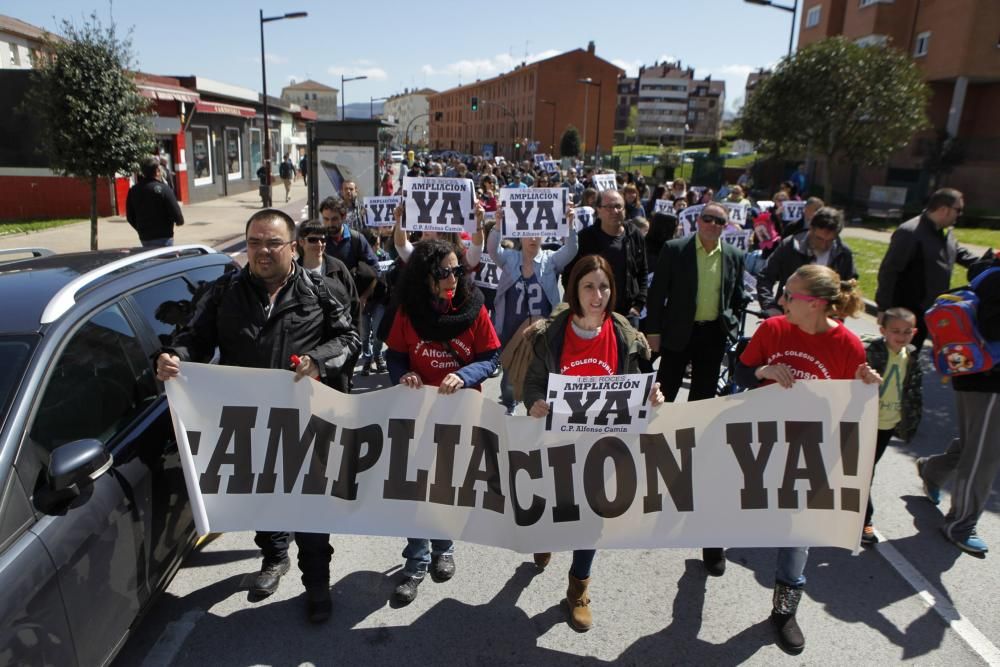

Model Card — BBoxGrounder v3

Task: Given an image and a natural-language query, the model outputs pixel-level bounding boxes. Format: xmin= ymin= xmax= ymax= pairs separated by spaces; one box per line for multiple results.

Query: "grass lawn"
xmin=850 ymin=236 xmax=967 ymax=303
xmin=854 ymin=221 xmax=1000 ymax=249
xmin=0 ymin=218 xmax=84 ymax=236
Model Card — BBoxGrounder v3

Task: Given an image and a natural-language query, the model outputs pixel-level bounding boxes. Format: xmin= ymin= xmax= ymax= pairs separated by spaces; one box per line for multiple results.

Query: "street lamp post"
xmin=744 ymin=0 xmax=798 ymax=56
xmin=259 ymin=9 xmax=307 ymax=179
xmin=480 ymin=99 xmax=516 ymax=159
xmin=405 ymin=112 xmax=430 ymax=150
xmin=578 ymin=78 xmax=603 ymax=164
xmin=341 ymin=74 xmax=368 ymax=120
xmin=540 ymin=99 xmax=556 ymax=153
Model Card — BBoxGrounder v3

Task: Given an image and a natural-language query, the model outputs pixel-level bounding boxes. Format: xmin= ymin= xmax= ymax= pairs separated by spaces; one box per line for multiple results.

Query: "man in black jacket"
xmin=563 ymin=189 xmax=647 ymax=322
xmin=876 ymin=188 xmax=978 ymax=349
xmin=758 ymin=207 xmax=857 ymax=315
xmin=155 ymin=209 xmax=360 ymax=623
xmin=917 ymin=260 xmax=1000 ymax=556
xmin=126 ymin=156 xmax=185 ymax=247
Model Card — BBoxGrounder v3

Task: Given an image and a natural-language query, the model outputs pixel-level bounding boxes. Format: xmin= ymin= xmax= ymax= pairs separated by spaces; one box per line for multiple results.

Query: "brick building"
xmin=797 ymin=0 xmax=1000 ymax=208
xmin=428 ymin=42 xmax=621 ymax=159
xmin=614 ymin=74 xmax=640 ymax=145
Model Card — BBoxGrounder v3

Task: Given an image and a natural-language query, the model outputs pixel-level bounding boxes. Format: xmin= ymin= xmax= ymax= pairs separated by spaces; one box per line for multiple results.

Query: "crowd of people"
xmin=152 ymin=149 xmax=997 ymax=656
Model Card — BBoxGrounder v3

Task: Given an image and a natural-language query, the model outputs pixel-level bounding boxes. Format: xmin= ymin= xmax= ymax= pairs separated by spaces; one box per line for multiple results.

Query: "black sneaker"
xmin=360 ymin=358 xmax=373 ymax=376
xmin=431 ymin=553 xmax=456 ymax=581
xmin=251 ymin=557 xmax=290 ymax=596
xmin=306 ymin=585 xmax=332 ymax=623
xmin=702 ymin=548 xmax=726 ymax=576
xmin=376 ymin=356 xmax=387 ymax=373
xmin=394 ymin=575 xmax=423 ymax=604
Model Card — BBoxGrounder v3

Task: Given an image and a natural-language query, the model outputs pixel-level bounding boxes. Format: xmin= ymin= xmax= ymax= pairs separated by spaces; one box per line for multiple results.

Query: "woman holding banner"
xmin=735 ymin=263 xmax=881 ymax=655
xmin=521 ymin=255 xmax=664 ymax=632
xmin=384 ymin=239 xmax=501 ymax=605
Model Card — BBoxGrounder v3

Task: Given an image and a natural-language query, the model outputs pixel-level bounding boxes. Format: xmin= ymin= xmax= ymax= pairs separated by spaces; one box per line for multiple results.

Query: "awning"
xmin=139 ymin=83 xmax=200 ymax=104
xmin=295 ymin=108 xmax=318 ymax=121
xmin=194 ymin=101 xmax=256 ymax=118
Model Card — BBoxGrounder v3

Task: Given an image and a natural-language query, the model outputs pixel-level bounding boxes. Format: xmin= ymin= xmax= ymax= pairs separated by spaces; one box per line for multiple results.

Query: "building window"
xmin=9 ymin=43 xmax=20 ymax=66
xmin=225 ymin=127 xmax=242 ymax=180
xmin=191 ymin=126 xmax=213 ymax=186
xmin=914 ymin=31 xmax=931 ymax=57
xmin=806 ymin=6 xmax=821 ymax=28
xmin=249 ymin=128 xmax=262 ymax=176
xmin=859 ymin=0 xmax=891 ymax=6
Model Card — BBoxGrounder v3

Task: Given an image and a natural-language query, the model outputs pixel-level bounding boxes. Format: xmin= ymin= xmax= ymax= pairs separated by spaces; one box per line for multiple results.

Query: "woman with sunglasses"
xmin=522 ymin=255 xmax=664 ymax=632
xmin=383 ymin=239 xmax=501 ymax=605
xmin=734 ymin=263 xmax=881 ymax=655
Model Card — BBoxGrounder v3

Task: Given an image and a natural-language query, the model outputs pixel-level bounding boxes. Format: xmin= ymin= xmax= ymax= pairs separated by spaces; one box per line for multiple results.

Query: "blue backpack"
xmin=925 ymin=267 xmax=1000 ymax=376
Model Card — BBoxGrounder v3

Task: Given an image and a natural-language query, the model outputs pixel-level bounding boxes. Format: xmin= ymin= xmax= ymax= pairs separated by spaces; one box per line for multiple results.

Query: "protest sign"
xmin=484 ymin=210 xmax=497 ymax=225
xmin=722 ymin=229 xmax=752 ymax=251
xmin=721 ymin=202 xmax=750 ymax=227
xmin=473 ymin=253 xmax=502 ymax=289
xmin=362 ymin=196 xmax=400 ymax=227
xmin=574 ymin=205 xmax=596 ymax=231
xmin=166 ymin=364 xmax=878 ymax=553
xmin=533 ymin=154 xmax=547 ymax=167
xmin=543 ymin=160 xmax=561 ymax=175
xmin=377 ymin=259 xmax=395 ymax=275
xmin=677 ymin=204 xmax=705 ymax=235
xmin=499 ymin=187 xmax=568 ymax=239
xmin=782 ymin=201 xmax=806 ymax=223
xmin=545 ymin=373 xmax=655 ymax=435
xmin=592 ymin=173 xmax=617 ymax=192
xmin=402 ymin=177 xmax=477 ymax=233
xmin=653 ymin=199 xmax=674 ymax=215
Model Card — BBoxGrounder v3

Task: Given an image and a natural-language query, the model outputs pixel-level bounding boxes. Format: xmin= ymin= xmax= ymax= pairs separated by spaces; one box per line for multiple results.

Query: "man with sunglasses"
xmin=876 ymin=188 xmax=979 ymax=350
xmin=757 ymin=207 xmax=856 ymax=317
xmin=155 ymin=209 xmax=360 ymax=624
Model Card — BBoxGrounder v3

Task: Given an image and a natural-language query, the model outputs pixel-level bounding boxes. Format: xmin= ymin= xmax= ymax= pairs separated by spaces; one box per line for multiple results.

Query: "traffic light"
xmin=514 ymin=140 xmax=521 ymax=149
xmin=471 ymin=96 xmax=479 ymax=112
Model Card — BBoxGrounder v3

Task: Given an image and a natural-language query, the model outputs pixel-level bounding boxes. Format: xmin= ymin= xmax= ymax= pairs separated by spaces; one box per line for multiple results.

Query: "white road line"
xmin=874 ymin=527 xmax=1000 ymax=665
xmin=139 ymin=609 xmax=204 ymax=667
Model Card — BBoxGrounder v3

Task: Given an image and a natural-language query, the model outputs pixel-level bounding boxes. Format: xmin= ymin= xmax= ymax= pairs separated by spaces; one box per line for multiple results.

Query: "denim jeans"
xmin=254 ymin=530 xmax=333 ymax=587
xmin=402 ymin=538 xmax=454 ymax=578
xmin=499 ymin=368 xmax=515 ymax=411
xmin=775 ymin=546 xmax=809 ymax=588
xmin=360 ymin=302 xmax=386 ymax=361
xmin=570 ymin=549 xmax=596 ymax=579
xmin=141 ymin=237 xmax=174 ymax=248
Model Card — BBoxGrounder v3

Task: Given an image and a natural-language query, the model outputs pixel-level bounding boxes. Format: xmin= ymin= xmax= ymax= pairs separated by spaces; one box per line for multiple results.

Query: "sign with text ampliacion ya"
xmin=545 ymin=373 xmax=655 ymax=435
xmin=592 ymin=173 xmax=617 ymax=192
xmin=166 ymin=363 xmax=877 ymax=554
xmin=499 ymin=187 xmax=568 ymax=239
xmin=362 ymin=196 xmax=400 ymax=227
xmin=402 ymin=176 xmax=477 ymax=234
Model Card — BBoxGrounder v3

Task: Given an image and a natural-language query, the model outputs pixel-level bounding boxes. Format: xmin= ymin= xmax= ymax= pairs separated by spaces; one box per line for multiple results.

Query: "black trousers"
xmin=656 ymin=321 xmax=727 ymax=402
xmin=255 ymin=531 xmax=333 ymax=587
xmin=865 ymin=428 xmax=896 ymax=526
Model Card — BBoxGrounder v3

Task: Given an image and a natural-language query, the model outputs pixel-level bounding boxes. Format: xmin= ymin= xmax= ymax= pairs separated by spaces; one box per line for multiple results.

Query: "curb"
xmin=863 ymin=298 xmax=879 ymax=318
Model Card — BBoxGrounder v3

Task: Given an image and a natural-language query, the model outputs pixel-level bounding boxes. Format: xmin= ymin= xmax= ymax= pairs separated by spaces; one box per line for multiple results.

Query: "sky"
xmin=6 ymin=1 xmax=800 ymax=114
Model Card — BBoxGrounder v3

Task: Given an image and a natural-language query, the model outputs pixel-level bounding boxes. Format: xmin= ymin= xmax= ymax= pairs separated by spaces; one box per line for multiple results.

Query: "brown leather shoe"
xmin=565 ymin=574 xmax=593 ymax=631
xmin=533 ymin=552 xmax=552 ymax=569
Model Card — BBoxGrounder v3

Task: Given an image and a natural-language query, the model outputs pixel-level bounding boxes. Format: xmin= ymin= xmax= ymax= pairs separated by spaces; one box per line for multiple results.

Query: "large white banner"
xmin=166 ymin=364 xmax=878 ymax=553
xmin=401 ymin=177 xmax=477 ymax=234
xmin=499 ymin=187 xmax=568 ymax=239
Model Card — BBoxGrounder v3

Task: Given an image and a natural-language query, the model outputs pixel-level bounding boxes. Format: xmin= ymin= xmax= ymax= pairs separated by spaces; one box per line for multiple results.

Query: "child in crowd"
xmin=861 ymin=307 xmax=923 ymax=544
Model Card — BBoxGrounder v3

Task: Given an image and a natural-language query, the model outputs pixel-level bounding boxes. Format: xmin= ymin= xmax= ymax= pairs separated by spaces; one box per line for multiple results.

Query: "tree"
xmin=560 ymin=125 xmax=581 ymax=158
xmin=27 ymin=13 xmax=154 ymax=249
xmin=739 ymin=37 xmax=929 ymax=202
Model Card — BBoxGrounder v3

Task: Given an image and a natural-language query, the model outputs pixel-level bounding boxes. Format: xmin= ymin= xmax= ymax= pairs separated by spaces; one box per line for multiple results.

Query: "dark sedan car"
xmin=0 ymin=245 xmax=236 ymax=666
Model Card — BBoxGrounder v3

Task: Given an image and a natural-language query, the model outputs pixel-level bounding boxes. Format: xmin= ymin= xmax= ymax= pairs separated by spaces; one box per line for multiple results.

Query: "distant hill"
xmin=342 ymin=101 xmax=384 ymax=119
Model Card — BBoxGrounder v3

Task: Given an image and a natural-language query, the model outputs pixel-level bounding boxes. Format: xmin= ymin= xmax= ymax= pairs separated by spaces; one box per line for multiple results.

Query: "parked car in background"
xmin=0 ymin=245 xmax=237 ymax=666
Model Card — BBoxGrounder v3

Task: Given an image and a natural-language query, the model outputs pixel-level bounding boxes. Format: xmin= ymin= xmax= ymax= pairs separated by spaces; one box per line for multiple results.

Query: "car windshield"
xmin=0 ymin=335 xmax=37 ymax=427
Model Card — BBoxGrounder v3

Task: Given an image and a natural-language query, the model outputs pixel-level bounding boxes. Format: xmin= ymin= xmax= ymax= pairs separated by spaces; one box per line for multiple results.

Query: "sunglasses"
xmin=432 ymin=265 xmax=466 ymax=280
xmin=782 ymin=287 xmax=827 ymax=303
xmin=303 ymin=236 xmax=326 ymax=244
xmin=700 ymin=213 xmax=727 ymax=226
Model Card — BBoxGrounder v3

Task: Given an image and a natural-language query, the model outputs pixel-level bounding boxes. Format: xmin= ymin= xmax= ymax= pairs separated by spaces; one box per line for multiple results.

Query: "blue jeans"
xmin=141 ymin=237 xmax=174 ymax=248
xmin=570 ymin=549 xmax=596 ymax=579
xmin=360 ymin=303 xmax=386 ymax=361
xmin=402 ymin=538 xmax=454 ymax=578
xmin=499 ymin=368 xmax=515 ymax=411
xmin=775 ymin=546 xmax=809 ymax=588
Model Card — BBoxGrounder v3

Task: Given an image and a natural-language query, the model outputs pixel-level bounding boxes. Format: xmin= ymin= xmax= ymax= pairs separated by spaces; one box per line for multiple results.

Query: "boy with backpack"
xmin=862 ymin=307 xmax=923 ymax=545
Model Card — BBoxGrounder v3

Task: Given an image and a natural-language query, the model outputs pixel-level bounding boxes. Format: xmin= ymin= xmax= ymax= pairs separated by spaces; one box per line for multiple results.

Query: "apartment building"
xmin=798 ymin=0 xmax=1000 ymax=207
xmin=383 ymin=88 xmax=436 ymax=148
xmin=634 ymin=62 xmax=725 ymax=145
xmin=428 ymin=42 xmax=621 ymax=159
xmin=614 ymin=74 xmax=640 ymax=144
xmin=281 ymin=79 xmax=339 ymax=121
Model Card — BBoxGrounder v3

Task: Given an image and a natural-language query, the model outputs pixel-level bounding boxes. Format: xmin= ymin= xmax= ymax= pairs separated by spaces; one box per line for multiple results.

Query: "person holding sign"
xmin=521 ymin=255 xmax=664 ymax=631
xmin=735 ymin=264 xmax=881 ymax=655
xmin=488 ymin=205 xmax=579 ymax=414
xmin=383 ymin=239 xmax=501 ymax=605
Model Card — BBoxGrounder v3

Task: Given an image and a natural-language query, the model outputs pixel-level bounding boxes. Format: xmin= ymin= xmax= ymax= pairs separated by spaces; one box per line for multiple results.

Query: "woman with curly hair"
xmin=383 ymin=239 xmax=501 ymax=605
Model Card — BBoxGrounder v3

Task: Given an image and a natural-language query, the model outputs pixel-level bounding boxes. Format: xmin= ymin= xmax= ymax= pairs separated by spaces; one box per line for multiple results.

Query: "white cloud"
xmin=327 ymin=61 xmax=388 ymax=80
xmin=611 ymin=59 xmax=643 ymax=77
xmin=421 ymin=49 xmax=561 ymax=81
xmin=264 ymin=52 xmax=288 ymax=65
xmin=656 ymin=54 xmax=679 ymax=66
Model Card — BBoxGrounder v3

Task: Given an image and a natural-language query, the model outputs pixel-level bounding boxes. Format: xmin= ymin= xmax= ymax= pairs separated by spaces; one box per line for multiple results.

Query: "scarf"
xmin=407 ymin=286 xmax=484 ymax=342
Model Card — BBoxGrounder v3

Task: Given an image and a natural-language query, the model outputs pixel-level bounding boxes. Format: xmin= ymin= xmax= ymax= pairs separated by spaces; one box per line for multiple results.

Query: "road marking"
xmin=139 ymin=609 xmax=204 ymax=667
xmin=874 ymin=527 xmax=1000 ymax=665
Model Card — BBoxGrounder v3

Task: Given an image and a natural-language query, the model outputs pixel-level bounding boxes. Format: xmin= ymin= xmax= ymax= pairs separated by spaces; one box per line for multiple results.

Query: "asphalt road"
xmin=112 ymin=305 xmax=1000 ymax=666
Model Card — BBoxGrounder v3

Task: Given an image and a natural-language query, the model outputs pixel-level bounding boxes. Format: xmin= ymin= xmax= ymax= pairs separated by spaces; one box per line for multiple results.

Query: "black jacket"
xmin=298 ymin=254 xmax=361 ymax=333
xmin=126 ymin=177 xmax=185 ymax=241
xmin=953 ymin=269 xmax=1000 ymax=393
xmin=757 ymin=231 xmax=857 ymax=312
xmin=646 ymin=234 xmax=746 ymax=351
xmin=876 ymin=214 xmax=977 ymax=313
xmin=565 ymin=221 xmax=647 ymax=314
xmin=166 ymin=263 xmax=360 ymax=391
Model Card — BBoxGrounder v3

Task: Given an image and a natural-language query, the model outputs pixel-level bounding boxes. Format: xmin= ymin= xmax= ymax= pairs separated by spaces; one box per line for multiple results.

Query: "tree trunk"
xmin=823 ymin=153 xmax=835 ymax=204
xmin=90 ymin=174 xmax=98 ymax=250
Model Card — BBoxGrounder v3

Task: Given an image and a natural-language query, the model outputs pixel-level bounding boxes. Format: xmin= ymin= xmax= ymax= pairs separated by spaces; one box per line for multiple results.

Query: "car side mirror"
xmin=48 ymin=439 xmax=113 ymax=496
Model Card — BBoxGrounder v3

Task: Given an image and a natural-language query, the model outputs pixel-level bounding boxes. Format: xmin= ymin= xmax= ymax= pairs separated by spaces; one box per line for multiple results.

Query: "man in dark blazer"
xmin=646 ymin=200 xmax=746 ymax=576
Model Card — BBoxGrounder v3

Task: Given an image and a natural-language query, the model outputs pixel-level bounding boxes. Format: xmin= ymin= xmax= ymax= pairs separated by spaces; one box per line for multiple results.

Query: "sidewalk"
xmin=842 ymin=225 xmax=991 ymax=256
xmin=0 ymin=179 xmax=309 ymax=254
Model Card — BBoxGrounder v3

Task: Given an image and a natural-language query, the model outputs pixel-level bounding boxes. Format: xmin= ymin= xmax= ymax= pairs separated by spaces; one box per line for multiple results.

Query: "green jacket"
xmin=864 ymin=337 xmax=923 ymax=442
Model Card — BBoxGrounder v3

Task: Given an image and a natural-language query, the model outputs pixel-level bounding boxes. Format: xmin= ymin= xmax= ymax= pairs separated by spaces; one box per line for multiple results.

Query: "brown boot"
xmin=533 ymin=552 xmax=551 ymax=569
xmin=565 ymin=574 xmax=593 ymax=631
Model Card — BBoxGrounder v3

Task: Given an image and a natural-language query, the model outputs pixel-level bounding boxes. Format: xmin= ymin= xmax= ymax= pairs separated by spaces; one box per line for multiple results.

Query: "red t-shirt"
xmin=740 ymin=315 xmax=865 ymax=382
xmin=385 ymin=305 xmax=500 ymax=388
xmin=560 ymin=317 xmax=619 ymax=376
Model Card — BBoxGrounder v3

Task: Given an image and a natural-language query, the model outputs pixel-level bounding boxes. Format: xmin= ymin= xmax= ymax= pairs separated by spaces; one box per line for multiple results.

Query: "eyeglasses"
xmin=247 ymin=238 xmax=293 ymax=251
xmin=782 ymin=287 xmax=827 ymax=303
xmin=303 ymin=237 xmax=326 ymax=245
xmin=600 ymin=204 xmax=624 ymax=211
xmin=432 ymin=265 xmax=466 ymax=280
xmin=700 ymin=213 xmax=728 ymax=226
